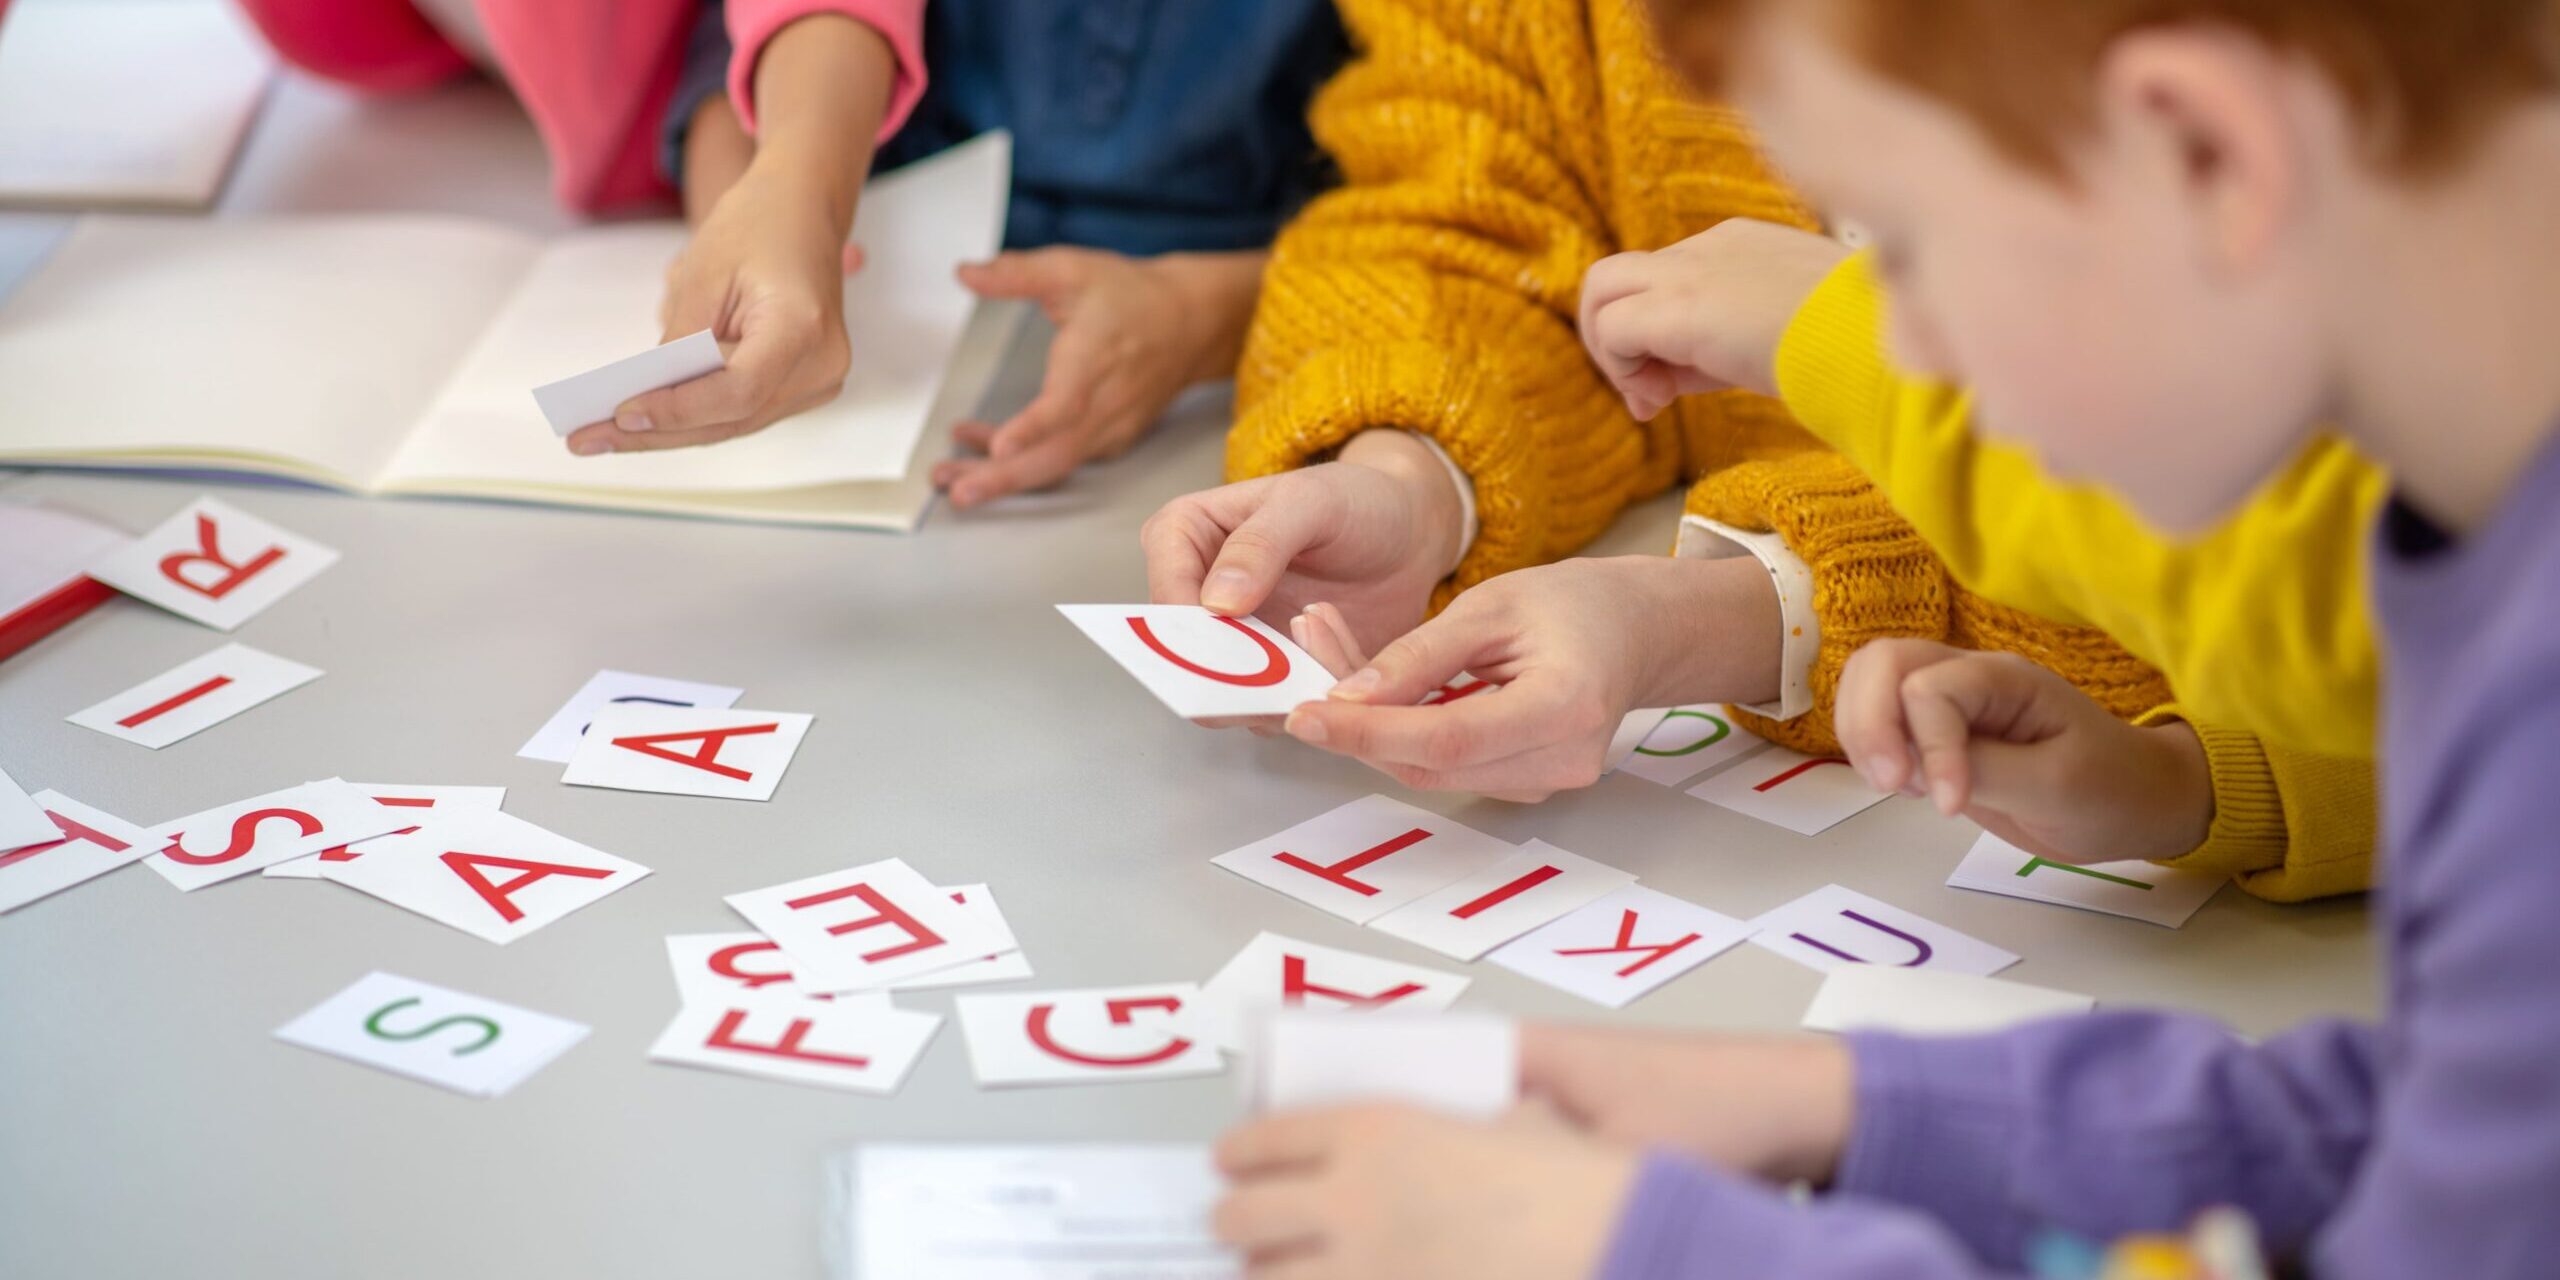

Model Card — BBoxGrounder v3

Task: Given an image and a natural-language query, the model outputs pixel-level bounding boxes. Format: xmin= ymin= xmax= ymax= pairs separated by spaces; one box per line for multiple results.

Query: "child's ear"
xmin=2094 ymin=26 xmax=2309 ymax=277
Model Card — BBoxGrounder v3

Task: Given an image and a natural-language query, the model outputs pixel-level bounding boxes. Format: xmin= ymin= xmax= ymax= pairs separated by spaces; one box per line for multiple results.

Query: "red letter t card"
xmin=1056 ymin=604 xmax=1339 ymax=718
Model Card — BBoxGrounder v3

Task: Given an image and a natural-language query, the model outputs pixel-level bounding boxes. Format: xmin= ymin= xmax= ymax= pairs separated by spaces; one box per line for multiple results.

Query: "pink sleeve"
xmin=724 ymin=0 xmax=927 ymax=144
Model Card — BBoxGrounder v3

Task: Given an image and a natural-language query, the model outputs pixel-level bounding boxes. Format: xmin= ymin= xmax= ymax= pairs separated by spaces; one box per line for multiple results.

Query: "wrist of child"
xmin=1340 ymin=429 xmax=1468 ymax=580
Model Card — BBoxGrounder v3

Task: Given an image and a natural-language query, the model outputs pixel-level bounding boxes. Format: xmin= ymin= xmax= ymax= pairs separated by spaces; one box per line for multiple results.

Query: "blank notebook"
xmin=0 ymin=0 xmax=277 ymax=209
xmin=0 ymin=132 xmax=1016 ymax=531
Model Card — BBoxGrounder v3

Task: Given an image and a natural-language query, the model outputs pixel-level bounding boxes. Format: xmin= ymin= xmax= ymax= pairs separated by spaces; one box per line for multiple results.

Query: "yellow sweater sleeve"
xmin=2142 ymin=708 xmax=2377 ymax=902
xmin=1771 ymin=252 xmax=2387 ymax=761
xmin=1228 ymin=0 xmax=1811 ymax=605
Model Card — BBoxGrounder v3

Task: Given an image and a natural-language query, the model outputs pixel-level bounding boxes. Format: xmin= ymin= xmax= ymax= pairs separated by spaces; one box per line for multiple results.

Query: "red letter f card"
xmin=1056 ymin=604 xmax=1338 ymax=718
xmin=561 ymin=704 xmax=813 ymax=801
xmin=321 ymin=809 xmax=650 ymax=944
xmin=86 ymin=496 xmax=338 ymax=631
xmin=648 ymin=995 xmax=941 ymax=1095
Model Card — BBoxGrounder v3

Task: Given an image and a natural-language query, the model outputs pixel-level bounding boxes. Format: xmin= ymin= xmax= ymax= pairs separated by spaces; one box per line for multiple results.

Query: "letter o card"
xmin=145 ymin=780 xmax=411 ymax=891
xmin=648 ymin=996 xmax=940 ymax=1095
xmin=957 ymin=984 xmax=1221 ymax=1087
xmin=67 ymin=642 xmax=321 ymax=749
xmin=562 ymin=704 xmax=813 ymax=801
xmin=1056 ymin=604 xmax=1337 ymax=718
xmin=1747 ymin=884 xmax=2019 ymax=976
xmin=274 ymin=971 xmax=588 ymax=1099
xmin=1367 ymin=839 xmax=1634 ymax=961
xmin=321 ymin=810 xmax=650 ymax=945
xmin=1614 ymin=705 xmax=1766 ymax=787
xmin=87 ymin=496 xmax=338 ymax=631
xmin=0 ymin=790 xmax=155 ymax=914
xmin=1211 ymin=795 xmax=1517 ymax=924
xmin=1487 ymin=886 xmax=1752 ymax=1008
xmin=1195 ymin=932 xmax=1468 ymax=1053
xmin=725 ymin=859 xmax=1008 ymax=992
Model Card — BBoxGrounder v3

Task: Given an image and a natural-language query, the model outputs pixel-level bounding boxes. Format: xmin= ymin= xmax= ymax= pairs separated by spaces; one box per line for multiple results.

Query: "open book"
xmin=0 ymin=133 xmax=1015 ymax=531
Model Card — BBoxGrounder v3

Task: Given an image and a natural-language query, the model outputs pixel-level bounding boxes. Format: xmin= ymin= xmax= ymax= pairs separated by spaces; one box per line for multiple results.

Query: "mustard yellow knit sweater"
xmin=1231 ymin=0 xmax=2369 ymax=899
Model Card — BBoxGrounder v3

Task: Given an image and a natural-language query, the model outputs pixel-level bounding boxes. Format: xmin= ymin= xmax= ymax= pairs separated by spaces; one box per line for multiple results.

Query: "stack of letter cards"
xmin=275 ymin=972 xmax=588 ymax=1099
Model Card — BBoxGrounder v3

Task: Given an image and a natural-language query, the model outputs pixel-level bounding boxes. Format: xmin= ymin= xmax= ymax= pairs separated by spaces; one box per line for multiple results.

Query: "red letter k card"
xmin=648 ymin=995 xmax=941 ymax=1095
xmin=561 ymin=704 xmax=813 ymax=801
xmin=1210 ymin=795 xmax=1517 ymax=924
xmin=1366 ymin=839 xmax=1634 ymax=961
xmin=1486 ymin=886 xmax=1752 ymax=1008
xmin=1056 ymin=604 xmax=1338 ymax=718
xmin=86 ymin=496 xmax=338 ymax=631
xmin=320 ymin=809 xmax=651 ymax=945
xmin=725 ymin=858 xmax=1009 ymax=992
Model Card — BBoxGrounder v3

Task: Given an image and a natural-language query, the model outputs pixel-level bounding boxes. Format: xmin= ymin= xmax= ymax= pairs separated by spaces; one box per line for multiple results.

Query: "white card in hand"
xmin=516 ymin=668 xmax=745 ymax=764
xmin=1487 ymin=885 xmax=1752 ymax=1008
xmin=321 ymin=809 xmax=651 ymax=944
xmin=0 ymin=791 xmax=155 ymax=914
xmin=1613 ymin=705 xmax=1767 ymax=786
xmin=273 ymin=971 xmax=588 ymax=1098
xmin=648 ymin=995 xmax=940 ymax=1095
xmin=1251 ymin=1009 xmax=1516 ymax=1121
xmin=143 ymin=779 xmax=409 ymax=891
xmin=66 ymin=642 xmax=321 ymax=749
xmin=263 ymin=784 xmax=506 ymax=879
xmin=955 ymin=984 xmax=1221 ymax=1087
xmin=1687 ymin=747 xmax=1891 ymax=835
xmin=0 ymin=764 xmax=54 ymax=851
xmin=530 ymin=328 xmax=723 ymax=435
xmin=86 ymin=496 xmax=338 ymax=631
xmin=1056 ymin=604 xmax=1339 ymax=718
xmin=852 ymin=1145 xmax=1238 ymax=1280
xmin=1194 ymin=931 xmax=1469 ymax=1052
xmin=1749 ymin=883 xmax=2020 ymax=976
xmin=1946 ymin=831 xmax=2227 ymax=928
xmin=1210 ymin=794 xmax=1517 ymax=924
xmin=1366 ymin=839 xmax=1634 ymax=961
xmin=561 ymin=703 xmax=812 ymax=801
xmin=1800 ymin=964 xmax=2093 ymax=1036
xmin=726 ymin=859 xmax=1010 ymax=992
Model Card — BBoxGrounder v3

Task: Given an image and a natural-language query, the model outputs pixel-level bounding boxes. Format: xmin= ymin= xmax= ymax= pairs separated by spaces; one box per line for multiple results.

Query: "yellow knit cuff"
xmin=2139 ymin=706 xmax=2291 ymax=881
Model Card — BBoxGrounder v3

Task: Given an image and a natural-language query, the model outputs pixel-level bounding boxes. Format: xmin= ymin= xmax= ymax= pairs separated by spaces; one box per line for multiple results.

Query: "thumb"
xmin=1199 ymin=500 xmax=1328 ymax=617
xmin=1896 ymin=655 xmax=2049 ymax=816
xmin=842 ymin=242 xmax=867 ymax=276
xmin=956 ymin=249 xmax=1084 ymax=303
xmin=1332 ymin=610 xmax=1483 ymax=707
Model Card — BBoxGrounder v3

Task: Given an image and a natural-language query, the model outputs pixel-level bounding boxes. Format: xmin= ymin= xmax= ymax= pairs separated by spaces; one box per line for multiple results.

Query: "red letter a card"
xmin=1056 ymin=604 xmax=1338 ymax=718
xmin=86 ymin=496 xmax=337 ymax=631
xmin=321 ymin=809 xmax=650 ymax=944
xmin=561 ymin=704 xmax=812 ymax=801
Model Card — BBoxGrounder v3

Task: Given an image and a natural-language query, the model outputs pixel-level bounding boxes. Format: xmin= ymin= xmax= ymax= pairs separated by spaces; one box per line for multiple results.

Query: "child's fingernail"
xmin=1930 ymin=778 xmax=1960 ymax=813
xmin=1286 ymin=709 xmax=1327 ymax=744
xmin=1331 ymin=669 xmax=1381 ymax=700
xmin=1203 ymin=569 xmax=1252 ymax=609
xmin=1900 ymin=776 xmax=1927 ymax=799
xmin=1861 ymin=760 xmax=1892 ymax=792
xmin=618 ymin=413 xmax=654 ymax=433
xmin=571 ymin=437 xmax=612 ymax=456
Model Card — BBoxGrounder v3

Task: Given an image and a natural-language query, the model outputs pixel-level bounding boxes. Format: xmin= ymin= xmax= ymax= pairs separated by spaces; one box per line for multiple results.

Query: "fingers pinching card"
xmin=1056 ymin=604 xmax=1339 ymax=718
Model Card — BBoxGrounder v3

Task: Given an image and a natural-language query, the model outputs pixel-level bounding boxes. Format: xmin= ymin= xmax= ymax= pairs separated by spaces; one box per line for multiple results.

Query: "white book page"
xmin=0 ymin=215 xmax=539 ymax=486
xmin=381 ymin=132 xmax=1012 ymax=496
xmin=0 ymin=0 xmax=275 ymax=208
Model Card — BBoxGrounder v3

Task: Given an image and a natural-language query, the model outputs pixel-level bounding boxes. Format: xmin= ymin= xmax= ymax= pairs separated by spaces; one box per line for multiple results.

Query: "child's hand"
xmin=935 ymin=248 xmax=1266 ymax=508
xmin=1214 ymin=1102 xmax=1636 ymax=1280
xmin=1834 ymin=639 xmax=2215 ymax=864
xmin=1142 ymin=430 xmax=1469 ymax=660
xmin=1579 ymin=219 xmax=1850 ymax=420
xmin=1279 ymin=555 xmax=1783 ymax=802
xmin=568 ymin=165 xmax=858 ymax=456
xmin=1519 ymin=1024 xmax=1855 ymax=1186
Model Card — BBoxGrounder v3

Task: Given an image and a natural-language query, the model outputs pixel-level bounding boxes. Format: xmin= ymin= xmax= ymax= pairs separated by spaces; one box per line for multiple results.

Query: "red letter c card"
xmin=1056 ymin=604 xmax=1337 ymax=718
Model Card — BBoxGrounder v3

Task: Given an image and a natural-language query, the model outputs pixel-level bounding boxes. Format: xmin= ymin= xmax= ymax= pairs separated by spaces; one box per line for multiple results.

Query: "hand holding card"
xmin=1058 ymin=605 xmax=1338 ymax=719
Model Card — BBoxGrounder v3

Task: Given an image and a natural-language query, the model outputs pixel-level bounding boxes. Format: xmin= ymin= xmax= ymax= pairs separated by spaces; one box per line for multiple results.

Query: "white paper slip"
xmin=726 ymin=859 xmax=1010 ymax=992
xmin=144 ymin=780 xmax=410 ymax=891
xmin=517 ymin=668 xmax=746 ymax=764
xmin=66 ymin=642 xmax=321 ymax=749
xmin=0 ymin=0 xmax=274 ymax=209
xmin=955 ymin=984 xmax=1221 ymax=1087
xmin=1211 ymin=794 xmax=1517 ymax=925
xmin=321 ymin=809 xmax=650 ymax=945
xmin=273 ymin=971 xmax=588 ymax=1098
xmin=1749 ymin=884 xmax=2020 ymax=977
xmin=1688 ymin=747 xmax=1891 ymax=836
xmin=850 ymin=1145 xmax=1238 ymax=1280
xmin=1802 ymin=964 xmax=2093 ymax=1036
xmin=1367 ymin=839 xmax=1635 ymax=962
xmin=1487 ymin=886 xmax=1753 ymax=1008
xmin=263 ymin=785 xmax=507 ymax=879
xmin=0 ymin=764 xmax=54 ymax=851
xmin=531 ymin=328 xmax=724 ymax=435
xmin=1056 ymin=604 xmax=1339 ymax=719
xmin=1614 ymin=705 xmax=1767 ymax=786
xmin=562 ymin=704 xmax=813 ymax=801
xmin=1195 ymin=932 xmax=1469 ymax=1052
xmin=664 ymin=932 xmax=897 ymax=1011
xmin=1251 ymin=1009 xmax=1517 ymax=1121
xmin=0 ymin=791 xmax=156 ymax=914
xmin=1947 ymin=831 xmax=2227 ymax=928
xmin=649 ymin=996 xmax=940 ymax=1095
xmin=85 ymin=496 xmax=338 ymax=631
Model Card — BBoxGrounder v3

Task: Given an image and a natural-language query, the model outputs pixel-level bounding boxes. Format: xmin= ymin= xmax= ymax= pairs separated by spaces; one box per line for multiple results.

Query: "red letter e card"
xmin=725 ymin=858 xmax=1010 ymax=992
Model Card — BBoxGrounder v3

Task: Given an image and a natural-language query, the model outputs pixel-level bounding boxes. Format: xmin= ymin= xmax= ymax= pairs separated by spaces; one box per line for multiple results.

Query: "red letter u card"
xmin=955 ymin=984 xmax=1221 ymax=1087
xmin=321 ymin=809 xmax=650 ymax=944
xmin=86 ymin=496 xmax=338 ymax=631
xmin=1056 ymin=604 xmax=1338 ymax=718
xmin=561 ymin=704 xmax=813 ymax=801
